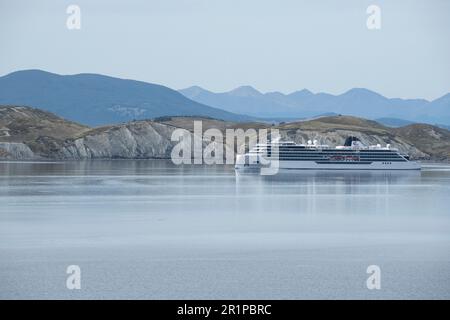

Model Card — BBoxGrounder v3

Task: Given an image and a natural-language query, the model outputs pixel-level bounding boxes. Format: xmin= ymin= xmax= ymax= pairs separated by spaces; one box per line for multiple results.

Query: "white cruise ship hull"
xmin=235 ymin=156 xmax=421 ymax=171
xmin=275 ymin=160 xmax=421 ymax=170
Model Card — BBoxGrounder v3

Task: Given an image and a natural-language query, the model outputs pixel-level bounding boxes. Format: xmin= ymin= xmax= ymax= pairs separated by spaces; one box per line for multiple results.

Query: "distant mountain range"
xmin=0 ymin=70 xmax=252 ymax=126
xmin=180 ymin=85 xmax=450 ymax=125
xmin=0 ymin=70 xmax=448 ymax=127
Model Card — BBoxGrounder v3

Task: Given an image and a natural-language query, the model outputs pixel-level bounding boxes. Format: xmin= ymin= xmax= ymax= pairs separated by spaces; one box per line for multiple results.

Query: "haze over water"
xmin=0 ymin=160 xmax=449 ymax=299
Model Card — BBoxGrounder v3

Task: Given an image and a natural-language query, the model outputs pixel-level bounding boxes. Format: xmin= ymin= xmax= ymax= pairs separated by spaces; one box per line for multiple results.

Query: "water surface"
xmin=0 ymin=160 xmax=449 ymax=299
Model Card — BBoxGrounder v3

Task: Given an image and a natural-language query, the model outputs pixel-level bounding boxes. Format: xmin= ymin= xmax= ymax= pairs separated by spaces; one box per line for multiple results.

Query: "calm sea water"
xmin=0 ymin=160 xmax=449 ymax=299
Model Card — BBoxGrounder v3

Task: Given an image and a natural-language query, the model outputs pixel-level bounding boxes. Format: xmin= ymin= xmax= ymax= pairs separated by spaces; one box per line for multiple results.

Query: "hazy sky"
xmin=1 ymin=0 xmax=449 ymax=100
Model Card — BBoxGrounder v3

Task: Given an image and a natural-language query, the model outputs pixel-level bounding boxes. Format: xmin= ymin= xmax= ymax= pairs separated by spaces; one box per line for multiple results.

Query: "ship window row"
xmin=271 ymin=158 xmax=405 ymax=161
xmin=260 ymin=149 xmax=397 ymax=154
xmin=252 ymin=147 xmax=396 ymax=153
xmin=263 ymin=153 xmax=403 ymax=158
xmin=273 ymin=158 xmax=407 ymax=162
xmin=265 ymin=156 xmax=405 ymax=161
xmin=264 ymin=148 xmax=398 ymax=152
xmin=254 ymin=153 xmax=403 ymax=158
xmin=263 ymin=151 xmax=401 ymax=155
xmin=250 ymin=153 xmax=404 ymax=159
xmin=263 ymin=154 xmax=403 ymax=157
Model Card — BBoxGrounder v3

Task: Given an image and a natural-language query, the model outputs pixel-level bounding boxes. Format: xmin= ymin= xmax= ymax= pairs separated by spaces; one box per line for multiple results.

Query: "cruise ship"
xmin=235 ymin=136 xmax=421 ymax=171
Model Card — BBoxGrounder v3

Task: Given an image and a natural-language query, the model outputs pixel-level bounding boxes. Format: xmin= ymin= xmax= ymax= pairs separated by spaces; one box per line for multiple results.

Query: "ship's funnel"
xmin=344 ymin=136 xmax=360 ymax=147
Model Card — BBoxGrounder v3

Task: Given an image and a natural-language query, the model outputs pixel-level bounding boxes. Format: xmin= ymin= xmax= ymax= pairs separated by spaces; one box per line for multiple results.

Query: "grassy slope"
xmin=0 ymin=106 xmax=89 ymax=155
xmin=393 ymin=124 xmax=450 ymax=160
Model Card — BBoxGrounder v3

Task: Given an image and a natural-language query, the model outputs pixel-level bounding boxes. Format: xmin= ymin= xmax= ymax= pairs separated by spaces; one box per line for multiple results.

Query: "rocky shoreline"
xmin=1 ymin=106 xmax=450 ymax=161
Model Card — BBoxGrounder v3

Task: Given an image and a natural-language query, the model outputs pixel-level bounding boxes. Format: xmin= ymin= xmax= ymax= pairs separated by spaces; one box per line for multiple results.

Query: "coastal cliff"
xmin=1 ymin=106 xmax=449 ymax=161
xmin=59 ymin=121 xmax=180 ymax=159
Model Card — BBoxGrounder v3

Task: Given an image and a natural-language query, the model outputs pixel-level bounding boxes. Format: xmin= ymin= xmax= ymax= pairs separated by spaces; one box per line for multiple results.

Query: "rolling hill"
xmin=0 ymin=70 xmax=253 ymax=126
xmin=1 ymin=105 xmax=449 ymax=161
xmin=0 ymin=105 xmax=89 ymax=158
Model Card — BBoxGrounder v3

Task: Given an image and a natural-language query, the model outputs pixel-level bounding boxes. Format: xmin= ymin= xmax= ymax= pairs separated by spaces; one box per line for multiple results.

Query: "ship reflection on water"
xmin=234 ymin=168 xmax=439 ymax=217
xmin=237 ymin=168 xmax=421 ymax=183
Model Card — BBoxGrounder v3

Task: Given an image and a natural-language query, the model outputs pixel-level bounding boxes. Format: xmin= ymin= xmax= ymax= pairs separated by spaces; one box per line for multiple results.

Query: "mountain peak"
xmin=228 ymin=85 xmax=262 ymax=97
xmin=179 ymin=85 xmax=210 ymax=98
xmin=433 ymin=92 xmax=450 ymax=103
xmin=288 ymin=89 xmax=313 ymax=98
xmin=4 ymin=69 xmax=61 ymax=79
xmin=342 ymin=88 xmax=385 ymax=99
xmin=181 ymin=85 xmax=205 ymax=91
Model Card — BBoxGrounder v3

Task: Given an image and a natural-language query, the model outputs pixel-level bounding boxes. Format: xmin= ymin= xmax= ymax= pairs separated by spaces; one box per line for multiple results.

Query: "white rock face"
xmin=60 ymin=121 xmax=181 ymax=159
xmin=0 ymin=142 xmax=35 ymax=159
